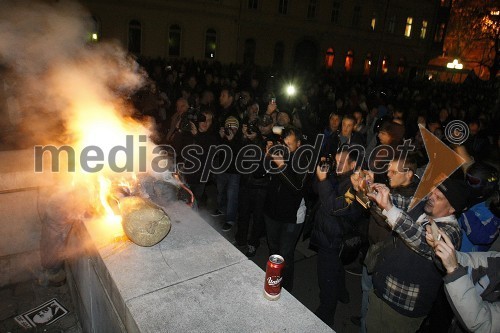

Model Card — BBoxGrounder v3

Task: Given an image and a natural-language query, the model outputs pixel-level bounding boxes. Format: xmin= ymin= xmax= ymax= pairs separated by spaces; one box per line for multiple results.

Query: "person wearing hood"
xmin=460 ymin=162 xmax=499 ymax=252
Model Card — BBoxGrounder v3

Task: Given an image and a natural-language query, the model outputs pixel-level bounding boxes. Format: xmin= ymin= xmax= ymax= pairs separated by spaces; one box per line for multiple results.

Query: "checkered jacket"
xmin=372 ymin=207 xmax=461 ymax=317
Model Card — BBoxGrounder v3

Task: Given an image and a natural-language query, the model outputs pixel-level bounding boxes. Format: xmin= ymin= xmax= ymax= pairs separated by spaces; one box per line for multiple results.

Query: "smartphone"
xmin=271 ymin=97 xmax=276 ymax=104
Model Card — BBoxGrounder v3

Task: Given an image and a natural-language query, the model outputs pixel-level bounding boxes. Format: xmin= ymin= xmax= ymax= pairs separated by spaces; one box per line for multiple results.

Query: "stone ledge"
xmin=127 ymin=260 xmax=332 ymax=333
xmin=70 ymin=200 xmax=334 ymax=332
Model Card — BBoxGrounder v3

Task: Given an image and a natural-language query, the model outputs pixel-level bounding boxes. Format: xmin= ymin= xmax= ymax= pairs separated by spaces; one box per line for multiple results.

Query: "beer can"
xmin=263 ymin=254 xmax=285 ymax=301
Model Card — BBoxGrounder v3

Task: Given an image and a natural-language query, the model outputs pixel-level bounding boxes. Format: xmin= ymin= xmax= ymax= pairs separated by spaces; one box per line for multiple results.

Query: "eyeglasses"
xmin=388 ymin=169 xmax=407 ymax=176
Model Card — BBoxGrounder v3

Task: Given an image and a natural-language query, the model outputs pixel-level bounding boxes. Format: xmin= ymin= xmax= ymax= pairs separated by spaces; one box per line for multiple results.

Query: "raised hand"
xmin=367 ymin=183 xmax=393 ymax=211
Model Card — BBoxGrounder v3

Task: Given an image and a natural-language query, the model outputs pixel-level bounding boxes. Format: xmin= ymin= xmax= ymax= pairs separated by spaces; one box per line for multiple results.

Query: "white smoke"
xmin=0 ymin=0 xmax=148 ymax=145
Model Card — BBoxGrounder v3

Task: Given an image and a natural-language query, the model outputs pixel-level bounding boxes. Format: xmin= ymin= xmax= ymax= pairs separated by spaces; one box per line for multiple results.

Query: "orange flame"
xmin=98 ymin=175 xmax=124 ymax=237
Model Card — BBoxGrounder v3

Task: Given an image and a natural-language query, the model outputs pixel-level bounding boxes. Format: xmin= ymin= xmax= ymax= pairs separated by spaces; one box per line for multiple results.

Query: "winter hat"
xmin=225 ymin=116 xmax=240 ymax=129
xmin=437 ymin=178 xmax=469 ymax=213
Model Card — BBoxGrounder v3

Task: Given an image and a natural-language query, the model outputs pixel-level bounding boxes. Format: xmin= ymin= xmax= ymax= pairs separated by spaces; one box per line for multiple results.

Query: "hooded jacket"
xmin=444 ymin=251 xmax=500 ymax=333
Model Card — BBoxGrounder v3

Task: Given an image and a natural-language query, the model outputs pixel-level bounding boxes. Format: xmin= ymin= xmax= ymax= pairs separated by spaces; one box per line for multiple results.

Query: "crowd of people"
xmin=28 ymin=52 xmax=500 ymax=330
xmin=131 ymin=57 xmax=500 ymax=332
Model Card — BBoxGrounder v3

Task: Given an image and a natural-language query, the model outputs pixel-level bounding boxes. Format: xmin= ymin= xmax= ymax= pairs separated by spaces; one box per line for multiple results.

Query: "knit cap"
xmin=225 ymin=116 xmax=240 ymax=129
xmin=437 ymin=178 xmax=469 ymax=213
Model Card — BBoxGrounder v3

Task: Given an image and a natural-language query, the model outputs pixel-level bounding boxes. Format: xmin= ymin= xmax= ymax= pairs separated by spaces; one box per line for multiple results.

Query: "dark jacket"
xmin=323 ymin=131 xmax=365 ymax=157
xmin=264 ymin=151 xmax=307 ymax=223
xmin=310 ymin=171 xmax=363 ymax=250
xmin=240 ymin=136 xmax=272 ymax=189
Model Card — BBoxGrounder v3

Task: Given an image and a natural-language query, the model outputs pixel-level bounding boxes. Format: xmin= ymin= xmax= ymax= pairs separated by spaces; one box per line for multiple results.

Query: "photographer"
xmin=213 ymin=116 xmax=242 ymax=232
xmin=264 ymin=127 xmax=308 ymax=292
xmin=310 ymin=148 xmax=363 ymax=328
xmin=172 ymin=109 xmax=217 ymax=208
xmin=234 ymin=115 xmax=270 ymax=257
xmin=165 ymin=97 xmax=190 ymax=143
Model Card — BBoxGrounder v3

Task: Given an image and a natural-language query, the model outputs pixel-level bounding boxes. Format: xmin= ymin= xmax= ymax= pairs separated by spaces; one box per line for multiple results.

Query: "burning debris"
xmin=0 ymin=1 xmax=195 ymax=253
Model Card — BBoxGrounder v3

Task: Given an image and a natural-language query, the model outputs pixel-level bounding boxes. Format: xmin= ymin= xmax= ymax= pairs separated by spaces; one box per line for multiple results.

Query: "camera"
xmin=247 ymin=119 xmax=259 ymax=135
xmin=319 ymin=154 xmax=334 ymax=173
xmin=180 ymin=107 xmax=206 ymax=132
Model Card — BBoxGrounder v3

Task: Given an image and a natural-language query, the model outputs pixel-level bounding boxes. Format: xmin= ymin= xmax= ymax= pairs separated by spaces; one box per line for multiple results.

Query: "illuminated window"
xmin=205 ymin=29 xmax=217 ymax=59
xmin=404 ymin=17 xmax=413 ymax=37
xmin=434 ymin=23 xmax=446 ymax=42
xmin=371 ymin=17 xmax=376 ymax=31
xmin=352 ymin=5 xmax=361 ymax=27
xmin=279 ymin=0 xmax=289 ymax=14
xmin=381 ymin=56 xmax=388 ymax=73
xmin=420 ymin=20 xmax=428 ymax=39
xmin=248 ymin=0 xmax=258 ymax=9
xmin=388 ymin=15 xmax=395 ymax=33
xmin=128 ymin=20 xmax=141 ymax=55
xmin=273 ymin=42 xmax=285 ymax=67
xmin=363 ymin=53 xmax=372 ymax=75
xmin=168 ymin=24 xmax=181 ymax=57
xmin=331 ymin=1 xmax=341 ymax=24
xmin=325 ymin=47 xmax=335 ymax=69
xmin=307 ymin=0 xmax=317 ymax=19
xmin=345 ymin=50 xmax=354 ymax=72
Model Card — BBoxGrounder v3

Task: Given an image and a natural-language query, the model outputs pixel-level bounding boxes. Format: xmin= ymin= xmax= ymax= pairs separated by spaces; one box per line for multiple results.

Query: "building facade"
xmin=82 ymin=0 xmax=448 ymax=76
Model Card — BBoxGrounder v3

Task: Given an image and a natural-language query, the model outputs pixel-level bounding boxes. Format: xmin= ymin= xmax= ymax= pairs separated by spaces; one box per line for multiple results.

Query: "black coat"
xmin=310 ymin=171 xmax=363 ymax=250
xmin=264 ymin=151 xmax=307 ymax=223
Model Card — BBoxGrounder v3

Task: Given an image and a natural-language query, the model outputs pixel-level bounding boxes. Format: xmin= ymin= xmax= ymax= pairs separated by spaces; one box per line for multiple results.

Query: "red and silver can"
xmin=263 ymin=254 xmax=285 ymax=300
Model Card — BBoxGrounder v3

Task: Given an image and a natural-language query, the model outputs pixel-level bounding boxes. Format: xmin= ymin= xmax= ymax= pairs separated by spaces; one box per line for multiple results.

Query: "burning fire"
xmin=66 ymin=98 xmax=153 ymax=241
xmin=98 ymin=175 xmax=123 ymax=236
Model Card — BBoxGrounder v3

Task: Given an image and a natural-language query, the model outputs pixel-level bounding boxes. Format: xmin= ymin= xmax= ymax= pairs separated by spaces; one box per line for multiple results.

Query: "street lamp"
xmin=446 ymin=59 xmax=463 ymax=69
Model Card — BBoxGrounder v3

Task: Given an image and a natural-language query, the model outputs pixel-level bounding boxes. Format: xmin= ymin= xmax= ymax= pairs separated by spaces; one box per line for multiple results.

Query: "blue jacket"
xmin=460 ymin=201 xmax=500 ymax=252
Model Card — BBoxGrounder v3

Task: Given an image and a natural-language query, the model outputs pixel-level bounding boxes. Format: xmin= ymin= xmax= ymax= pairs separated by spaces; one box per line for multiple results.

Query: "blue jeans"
xmin=264 ymin=214 xmax=303 ymax=292
xmin=216 ymin=173 xmax=240 ymax=223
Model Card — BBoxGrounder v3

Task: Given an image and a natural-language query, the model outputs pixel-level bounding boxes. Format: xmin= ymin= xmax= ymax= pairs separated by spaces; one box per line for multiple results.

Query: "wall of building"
xmin=81 ymin=0 xmax=443 ymax=75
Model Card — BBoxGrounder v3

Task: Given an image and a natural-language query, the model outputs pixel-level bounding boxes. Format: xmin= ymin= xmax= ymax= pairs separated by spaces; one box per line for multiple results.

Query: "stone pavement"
xmin=0 ymin=279 xmax=82 ymax=333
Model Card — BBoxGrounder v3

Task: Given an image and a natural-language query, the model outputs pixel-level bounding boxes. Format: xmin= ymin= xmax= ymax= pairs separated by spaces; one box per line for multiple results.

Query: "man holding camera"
xmin=234 ymin=114 xmax=275 ymax=257
xmin=214 ymin=116 xmax=242 ymax=231
xmin=264 ymin=127 xmax=308 ymax=292
xmin=165 ymin=97 xmax=190 ymax=143
xmin=350 ymin=153 xmax=419 ymax=332
xmin=310 ymin=148 xmax=363 ymax=328
xmin=171 ymin=109 xmax=217 ymax=208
